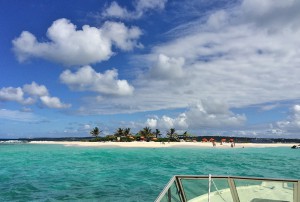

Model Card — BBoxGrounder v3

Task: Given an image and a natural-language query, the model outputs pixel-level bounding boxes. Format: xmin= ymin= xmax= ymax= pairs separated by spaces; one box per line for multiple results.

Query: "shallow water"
xmin=0 ymin=144 xmax=299 ymax=201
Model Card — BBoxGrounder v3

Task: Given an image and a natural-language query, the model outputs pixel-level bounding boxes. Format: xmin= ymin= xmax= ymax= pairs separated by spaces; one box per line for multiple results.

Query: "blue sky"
xmin=1 ymin=0 xmax=300 ymax=139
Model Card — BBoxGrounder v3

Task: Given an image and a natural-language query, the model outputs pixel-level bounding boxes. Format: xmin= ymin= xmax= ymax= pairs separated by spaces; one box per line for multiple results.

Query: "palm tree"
xmin=166 ymin=128 xmax=179 ymax=142
xmin=123 ymin=128 xmax=131 ymax=137
xmin=114 ymin=128 xmax=124 ymax=137
xmin=139 ymin=127 xmax=154 ymax=141
xmin=114 ymin=128 xmax=124 ymax=141
xmin=182 ymin=131 xmax=189 ymax=140
xmin=154 ymin=129 xmax=161 ymax=138
xmin=90 ymin=127 xmax=101 ymax=138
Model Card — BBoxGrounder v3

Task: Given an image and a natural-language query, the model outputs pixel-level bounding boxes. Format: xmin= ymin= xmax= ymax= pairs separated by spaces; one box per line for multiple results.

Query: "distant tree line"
xmin=86 ymin=126 xmax=300 ymax=143
xmin=10 ymin=128 xmax=299 ymax=143
xmin=88 ymin=127 xmax=196 ymax=142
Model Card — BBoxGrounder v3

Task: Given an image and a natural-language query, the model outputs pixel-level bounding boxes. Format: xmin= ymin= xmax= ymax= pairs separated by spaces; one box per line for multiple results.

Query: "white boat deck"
xmin=155 ymin=175 xmax=300 ymax=202
xmin=189 ymin=183 xmax=293 ymax=202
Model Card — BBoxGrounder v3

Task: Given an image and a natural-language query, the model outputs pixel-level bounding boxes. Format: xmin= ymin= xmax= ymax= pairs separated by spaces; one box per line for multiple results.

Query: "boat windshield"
xmin=155 ymin=175 xmax=300 ymax=202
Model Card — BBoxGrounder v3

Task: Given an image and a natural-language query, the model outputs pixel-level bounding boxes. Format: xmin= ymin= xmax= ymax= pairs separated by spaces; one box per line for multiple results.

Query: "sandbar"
xmin=28 ymin=141 xmax=297 ymax=148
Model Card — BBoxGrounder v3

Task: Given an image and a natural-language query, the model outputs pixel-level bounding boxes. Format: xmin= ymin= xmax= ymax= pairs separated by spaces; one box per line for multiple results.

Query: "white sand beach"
xmin=29 ymin=141 xmax=297 ymax=148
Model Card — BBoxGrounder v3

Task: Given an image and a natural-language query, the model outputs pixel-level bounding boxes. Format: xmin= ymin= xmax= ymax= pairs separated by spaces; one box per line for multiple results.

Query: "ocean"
xmin=0 ymin=143 xmax=299 ymax=201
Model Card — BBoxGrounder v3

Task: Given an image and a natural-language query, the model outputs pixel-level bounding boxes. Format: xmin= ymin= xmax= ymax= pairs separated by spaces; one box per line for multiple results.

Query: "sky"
xmin=1 ymin=0 xmax=300 ymax=139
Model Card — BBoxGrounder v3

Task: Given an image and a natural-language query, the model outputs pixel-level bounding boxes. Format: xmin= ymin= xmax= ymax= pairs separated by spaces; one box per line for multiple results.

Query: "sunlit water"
xmin=0 ymin=144 xmax=299 ymax=201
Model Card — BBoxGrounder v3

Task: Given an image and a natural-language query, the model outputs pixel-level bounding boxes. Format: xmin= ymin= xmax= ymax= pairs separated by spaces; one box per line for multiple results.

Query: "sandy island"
xmin=29 ymin=141 xmax=297 ymax=148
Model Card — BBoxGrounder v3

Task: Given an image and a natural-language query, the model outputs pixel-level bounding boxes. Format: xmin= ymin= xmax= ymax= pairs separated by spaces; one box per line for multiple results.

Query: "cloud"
xmin=0 ymin=82 xmax=70 ymax=109
xmin=23 ymin=82 xmax=49 ymax=97
xmin=0 ymin=109 xmax=39 ymax=122
xmin=0 ymin=87 xmax=25 ymax=103
xmin=260 ymin=104 xmax=279 ymax=111
xmin=206 ymin=10 xmax=228 ymax=29
xmin=50 ymin=0 xmax=300 ymax=119
xmin=84 ymin=124 xmax=91 ymax=130
xmin=60 ymin=65 xmax=134 ymax=96
xmin=0 ymin=86 xmax=34 ymax=105
xmin=146 ymin=99 xmax=246 ymax=130
xmin=102 ymin=0 xmax=167 ymax=19
xmin=127 ymin=0 xmax=300 ymax=113
xmin=276 ymin=105 xmax=300 ymax=131
xmin=40 ymin=96 xmax=71 ymax=109
xmin=102 ymin=21 xmax=143 ymax=50
xmin=184 ymin=100 xmax=246 ymax=128
xmin=20 ymin=107 xmax=33 ymax=112
xmin=101 ymin=1 xmax=132 ymax=19
xmin=239 ymin=0 xmax=300 ymax=29
xmin=135 ymin=0 xmax=167 ymax=13
xmin=12 ymin=18 xmax=142 ymax=66
xmin=149 ymin=54 xmax=185 ymax=80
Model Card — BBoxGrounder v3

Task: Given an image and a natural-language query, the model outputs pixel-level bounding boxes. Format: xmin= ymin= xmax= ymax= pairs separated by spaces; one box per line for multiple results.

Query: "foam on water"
xmin=0 ymin=144 xmax=299 ymax=201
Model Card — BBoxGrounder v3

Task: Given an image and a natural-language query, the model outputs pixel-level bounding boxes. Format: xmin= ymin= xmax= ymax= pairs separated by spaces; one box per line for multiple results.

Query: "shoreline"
xmin=28 ymin=141 xmax=297 ymax=148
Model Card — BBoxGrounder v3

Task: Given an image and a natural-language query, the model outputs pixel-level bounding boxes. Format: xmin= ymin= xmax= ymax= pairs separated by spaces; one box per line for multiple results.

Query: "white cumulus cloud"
xmin=184 ymin=100 xmax=246 ymax=129
xmin=23 ymin=82 xmax=49 ymax=97
xmin=51 ymin=0 xmax=300 ymax=120
xmin=102 ymin=1 xmax=132 ymax=19
xmin=40 ymin=96 xmax=71 ymax=109
xmin=102 ymin=21 xmax=143 ymax=50
xmin=276 ymin=105 xmax=300 ymax=131
xmin=0 ymin=86 xmax=35 ymax=105
xmin=60 ymin=65 xmax=134 ymax=96
xmin=149 ymin=54 xmax=185 ymax=80
xmin=0 ymin=82 xmax=70 ymax=109
xmin=146 ymin=118 xmax=158 ymax=128
xmin=146 ymin=99 xmax=246 ymax=131
xmin=12 ymin=18 xmax=142 ymax=66
xmin=0 ymin=87 xmax=25 ymax=103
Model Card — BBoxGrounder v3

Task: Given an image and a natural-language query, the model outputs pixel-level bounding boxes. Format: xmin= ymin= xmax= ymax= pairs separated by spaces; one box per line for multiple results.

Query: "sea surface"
xmin=0 ymin=143 xmax=299 ymax=201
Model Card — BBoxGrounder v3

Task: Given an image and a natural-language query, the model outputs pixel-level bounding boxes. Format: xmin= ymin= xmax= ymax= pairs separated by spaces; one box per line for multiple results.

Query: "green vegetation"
xmin=88 ymin=126 xmax=189 ymax=142
xmin=154 ymin=129 xmax=161 ymax=138
xmin=88 ymin=126 xmax=256 ymax=143
xmin=166 ymin=128 xmax=179 ymax=142
xmin=139 ymin=127 xmax=154 ymax=141
xmin=90 ymin=127 xmax=101 ymax=138
xmin=114 ymin=128 xmax=124 ymax=138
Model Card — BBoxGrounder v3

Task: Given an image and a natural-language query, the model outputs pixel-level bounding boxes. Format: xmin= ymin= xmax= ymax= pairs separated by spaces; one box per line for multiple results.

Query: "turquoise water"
xmin=0 ymin=144 xmax=299 ymax=201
